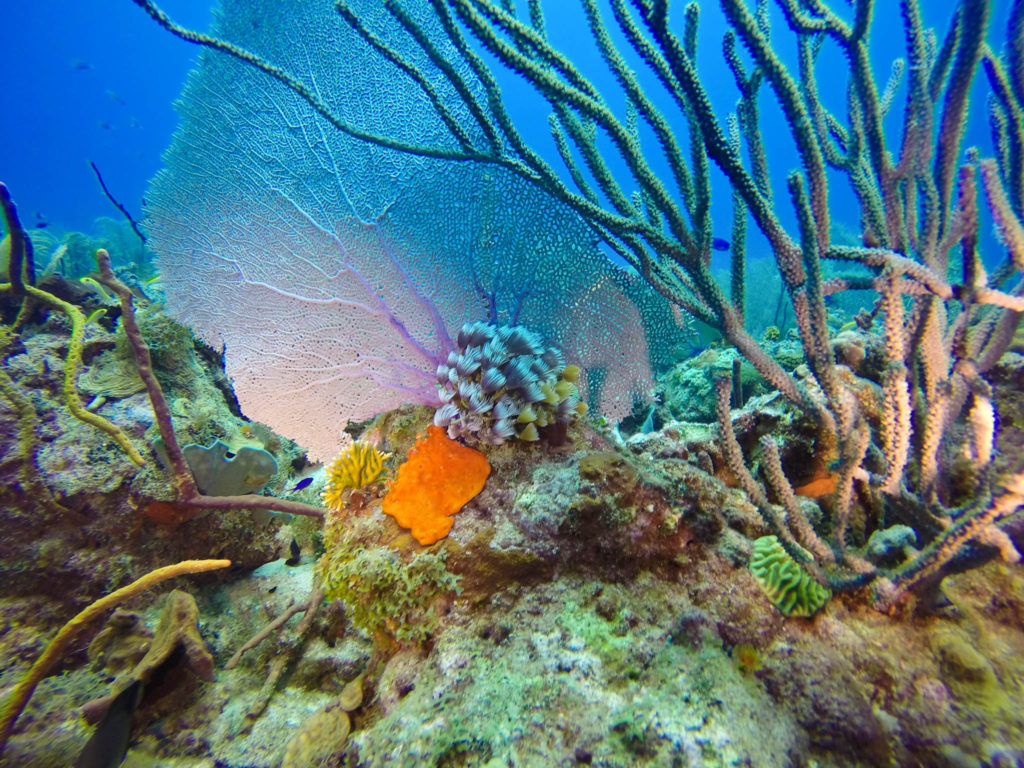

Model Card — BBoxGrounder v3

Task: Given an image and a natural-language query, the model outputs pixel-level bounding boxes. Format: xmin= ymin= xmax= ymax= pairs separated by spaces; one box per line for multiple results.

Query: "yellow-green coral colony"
xmin=317 ymin=540 xmax=460 ymax=645
xmin=433 ymin=321 xmax=587 ymax=445
xmin=321 ymin=442 xmax=391 ymax=511
xmin=749 ymin=536 xmax=831 ymax=618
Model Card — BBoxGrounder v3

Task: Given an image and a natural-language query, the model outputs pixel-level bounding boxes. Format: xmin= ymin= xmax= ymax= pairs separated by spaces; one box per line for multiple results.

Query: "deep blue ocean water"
xmin=1 ymin=0 xmax=1010 ymax=268
xmin=1 ymin=1 xmax=211 ymax=235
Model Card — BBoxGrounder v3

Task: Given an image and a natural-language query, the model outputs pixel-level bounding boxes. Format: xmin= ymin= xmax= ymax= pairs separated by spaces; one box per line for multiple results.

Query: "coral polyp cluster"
xmin=321 ymin=441 xmax=391 ymax=511
xmin=433 ymin=321 xmax=586 ymax=445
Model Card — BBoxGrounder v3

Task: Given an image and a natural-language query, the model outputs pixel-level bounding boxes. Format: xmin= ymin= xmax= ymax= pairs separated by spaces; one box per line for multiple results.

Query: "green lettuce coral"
xmin=749 ymin=536 xmax=831 ymax=618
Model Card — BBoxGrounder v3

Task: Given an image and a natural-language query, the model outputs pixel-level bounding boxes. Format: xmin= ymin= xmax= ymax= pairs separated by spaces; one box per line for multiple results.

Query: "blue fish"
xmin=289 ymin=477 xmax=314 ymax=492
xmin=712 ymin=237 xmax=730 ymax=251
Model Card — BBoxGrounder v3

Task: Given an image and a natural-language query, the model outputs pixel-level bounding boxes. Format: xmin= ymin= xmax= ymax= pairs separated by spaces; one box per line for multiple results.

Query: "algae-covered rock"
xmin=281 ymin=707 xmax=351 ymax=768
xmin=930 ymin=630 xmax=1008 ymax=714
xmin=317 ymin=512 xmax=461 ymax=645
xmin=348 ymin=577 xmax=801 ymax=767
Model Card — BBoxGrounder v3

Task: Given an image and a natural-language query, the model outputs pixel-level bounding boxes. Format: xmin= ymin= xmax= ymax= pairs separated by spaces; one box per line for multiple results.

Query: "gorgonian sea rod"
xmin=133 ymin=0 xmax=1024 ymax=610
xmin=144 ymin=0 xmax=667 ymax=462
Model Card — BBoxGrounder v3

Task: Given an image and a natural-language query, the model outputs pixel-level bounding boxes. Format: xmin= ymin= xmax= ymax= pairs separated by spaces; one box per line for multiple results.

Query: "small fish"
xmin=712 ymin=237 xmax=731 ymax=251
xmin=35 ymin=221 xmax=48 ymax=229
xmin=285 ymin=538 xmax=301 ymax=567
xmin=289 ymin=477 xmax=314 ymax=492
xmin=75 ymin=679 xmax=143 ymax=768
xmin=71 ymin=59 xmax=93 ymax=71
xmin=98 ymin=121 xmax=112 ymax=130
xmin=640 ymin=405 xmax=656 ymax=435
xmin=106 ymin=90 xmax=126 ymax=106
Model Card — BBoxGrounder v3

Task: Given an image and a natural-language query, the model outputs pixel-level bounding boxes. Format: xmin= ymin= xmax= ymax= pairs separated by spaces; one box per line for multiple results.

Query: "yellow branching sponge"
xmin=321 ymin=442 xmax=391 ymax=511
xmin=749 ymin=536 xmax=831 ymax=618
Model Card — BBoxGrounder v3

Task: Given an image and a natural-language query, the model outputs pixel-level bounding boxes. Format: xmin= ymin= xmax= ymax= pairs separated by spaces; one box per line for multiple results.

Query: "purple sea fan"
xmin=144 ymin=0 xmax=664 ymax=461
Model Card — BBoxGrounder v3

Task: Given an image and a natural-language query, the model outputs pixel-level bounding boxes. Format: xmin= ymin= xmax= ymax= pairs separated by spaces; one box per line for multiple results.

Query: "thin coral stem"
xmin=94 ymin=250 xmax=325 ymax=519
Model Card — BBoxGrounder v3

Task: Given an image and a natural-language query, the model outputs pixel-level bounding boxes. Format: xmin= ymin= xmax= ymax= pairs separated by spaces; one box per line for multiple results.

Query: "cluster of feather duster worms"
xmin=434 ymin=322 xmax=586 ymax=445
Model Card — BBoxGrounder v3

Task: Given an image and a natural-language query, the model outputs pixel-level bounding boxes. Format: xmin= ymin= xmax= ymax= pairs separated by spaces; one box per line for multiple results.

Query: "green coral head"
xmin=317 ymin=541 xmax=460 ymax=645
xmin=749 ymin=535 xmax=831 ymax=618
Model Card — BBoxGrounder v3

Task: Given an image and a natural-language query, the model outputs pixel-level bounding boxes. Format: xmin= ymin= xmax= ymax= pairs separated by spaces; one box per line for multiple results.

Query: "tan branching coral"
xmin=129 ymin=0 xmax=1024 ymax=610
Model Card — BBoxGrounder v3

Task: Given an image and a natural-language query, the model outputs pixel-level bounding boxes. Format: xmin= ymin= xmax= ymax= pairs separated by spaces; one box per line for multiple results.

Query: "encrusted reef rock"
xmin=306 ymin=404 xmax=1024 ymax=768
xmin=348 ymin=576 xmax=801 ymax=767
xmin=3 ymin=333 xmax=1024 ymax=767
xmin=0 ymin=297 xmax=302 ymax=609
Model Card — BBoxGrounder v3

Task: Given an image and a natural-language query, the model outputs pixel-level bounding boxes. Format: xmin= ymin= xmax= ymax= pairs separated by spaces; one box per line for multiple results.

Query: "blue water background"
xmin=0 ymin=0 xmax=1011 ymax=270
xmin=1 ymin=0 xmax=211 ymax=234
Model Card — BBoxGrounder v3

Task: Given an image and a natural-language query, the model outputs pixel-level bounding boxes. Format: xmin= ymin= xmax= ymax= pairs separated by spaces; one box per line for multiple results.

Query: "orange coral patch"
xmin=793 ymin=471 xmax=839 ymax=498
xmin=143 ymin=501 xmax=199 ymax=528
xmin=382 ymin=425 xmax=490 ymax=546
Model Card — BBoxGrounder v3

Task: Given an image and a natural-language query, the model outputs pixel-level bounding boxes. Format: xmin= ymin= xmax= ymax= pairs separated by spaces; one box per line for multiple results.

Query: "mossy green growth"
xmin=0 ymin=234 xmax=9 ymax=281
xmin=317 ymin=526 xmax=460 ymax=645
xmin=749 ymin=536 xmax=831 ymax=617
xmin=0 ymin=323 xmax=15 ymax=354
xmin=123 ymin=306 xmax=197 ymax=377
xmin=554 ymin=597 xmax=636 ymax=677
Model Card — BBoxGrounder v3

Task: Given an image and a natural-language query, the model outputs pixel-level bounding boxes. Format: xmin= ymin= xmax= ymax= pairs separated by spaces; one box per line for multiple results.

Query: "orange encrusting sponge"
xmin=382 ymin=425 xmax=491 ymax=545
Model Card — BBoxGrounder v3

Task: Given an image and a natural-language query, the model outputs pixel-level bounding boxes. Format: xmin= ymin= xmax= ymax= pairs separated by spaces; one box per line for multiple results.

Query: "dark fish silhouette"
xmin=285 ymin=538 xmax=302 ymax=567
xmin=71 ymin=59 xmax=93 ymax=71
xmin=74 ymin=679 xmax=143 ymax=768
xmin=712 ymin=238 xmax=730 ymax=251
xmin=289 ymin=477 xmax=313 ymax=492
